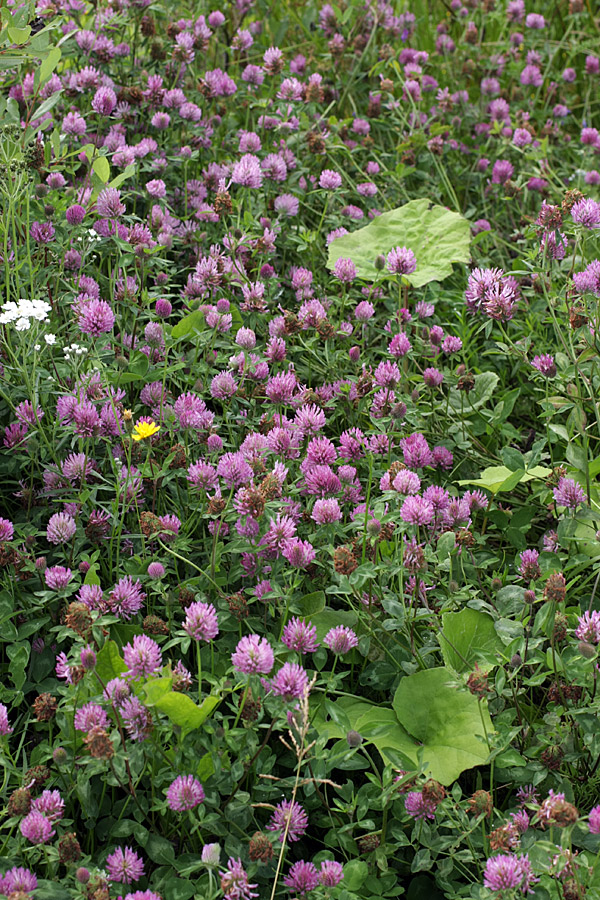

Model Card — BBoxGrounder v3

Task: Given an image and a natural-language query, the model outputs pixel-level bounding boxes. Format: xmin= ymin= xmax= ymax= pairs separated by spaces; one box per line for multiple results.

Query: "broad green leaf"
xmin=196 ymin=752 xmax=215 ymax=782
xmin=95 ymin=640 xmax=126 ymax=684
xmin=8 ymin=25 xmax=31 ymax=43
xmin=92 ymin=156 xmax=110 ymax=183
xmin=458 ymin=465 xmax=552 ymax=494
xmin=448 ymin=372 xmax=499 ymax=412
xmin=343 ymin=860 xmax=369 ymax=891
xmin=327 ymin=198 xmax=471 ymax=287
xmin=309 ymin=607 xmax=357 ymax=642
xmin=143 ymin=689 xmax=221 ymax=737
xmin=142 ymin=832 xmax=175 ymax=864
xmin=84 ymin=564 xmax=101 ymax=586
xmin=171 ymin=310 xmax=206 ymax=341
xmin=439 ymin=608 xmax=502 ymax=673
xmin=108 ymin=162 xmax=136 ymax=190
xmin=28 ymin=89 xmax=62 ymax=125
xmin=313 ymin=697 xmax=419 ymax=771
xmin=393 ymin=667 xmax=493 ymax=784
xmin=298 ymin=590 xmax=325 ymax=617
xmin=38 ymin=46 xmax=60 ymax=85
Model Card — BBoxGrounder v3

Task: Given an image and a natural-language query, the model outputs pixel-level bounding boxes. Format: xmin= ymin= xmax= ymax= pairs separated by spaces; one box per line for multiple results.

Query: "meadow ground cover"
xmin=2 ymin=0 xmax=600 ymax=897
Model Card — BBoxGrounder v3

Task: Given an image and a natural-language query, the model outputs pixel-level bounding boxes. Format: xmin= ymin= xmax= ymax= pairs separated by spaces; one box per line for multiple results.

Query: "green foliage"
xmin=327 ymin=199 xmax=471 ymax=286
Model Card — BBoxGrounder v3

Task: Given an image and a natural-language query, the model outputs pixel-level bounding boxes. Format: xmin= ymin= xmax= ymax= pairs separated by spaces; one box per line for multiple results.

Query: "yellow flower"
xmin=132 ymin=420 xmax=160 ymax=442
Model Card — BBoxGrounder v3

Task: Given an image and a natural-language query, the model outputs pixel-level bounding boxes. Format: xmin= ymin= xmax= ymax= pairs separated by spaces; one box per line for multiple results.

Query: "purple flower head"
xmin=147 ymin=562 xmax=165 ymax=579
xmin=96 ymin=188 xmax=125 ymax=218
xmin=401 ymin=495 xmax=434 ymax=526
xmin=575 ymin=610 xmax=600 ymax=644
xmin=483 ymin=853 xmax=538 ymax=894
xmin=334 ymin=257 xmax=357 ymax=283
xmin=74 ymin=703 xmax=109 ymax=733
xmin=267 ymin=800 xmax=308 ymax=842
xmin=423 ymin=367 xmax=444 ymax=388
xmin=311 ymin=498 xmax=342 ymax=524
xmin=108 ymin=576 xmax=145 ymax=620
xmin=120 ymin=696 xmax=153 ymax=742
xmin=45 ymin=565 xmax=73 ymax=590
xmin=106 ymin=846 xmax=145 ymax=884
xmin=0 ymin=703 xmax=13 ymax=735
xmin=46 ymin=512 xmax=76 ymax=544
xmin=283 ymin=861 xmax=319 ymax=895
xmin=531 ymin=354 xmax=556 ymax=377
xmin=217 ymin=452 xmax=253 ymax=488
xmin=92 ymin=86 xmax=117 ymax=115
xmin=220 ymin=858 xmax=258 ymax=900
xmin=231 ymin=154 xmax=263 ymax=189
xmin=492 ymin=160 xmax=514 ymax=185
xmin=166 ymin=775 xmax=204 ymax=811
xmin=281 ymin=538 xmax=315 ymax=569
xmin=183 ymin=601 xmax=219 ymax=642
xmin=319 ymin=169 xmax=342 ymax=190
xmin=20 ymin=810 xmax=55 ymax=844
xmin=0 ymin=517 xmax=14 ymax=542
xmin=232 ymin=635 xmax=274 ymax=674
xmin=553 ymin=477 xmax=586 ymax=510
xmin=319 ymin=860 xmax=344 ymax=887
xmin=520 ymin=64 xmax=543 ymax=86
xmin=405 ymin=791 xmax=437 ymax=819
xmin=589 ymin=805 xmax=600 ymax=834
xmin=282 ymin=617 xmax=319 ymax=653
xmin=2 ymin=867 xmax=37 ymax=893
xmin=401 ymin=432 xmax=433 ymax=469
xmin=517 ymin=549 xmax=540 ymax=581
xmin=571 ymin=198 xmax=600 ymax=229
xmin=78 ymin=299 xmax=115 ymax=335
xmin=270 ymin=662 xmax=309 ymax=701
xmin=30 ymin=221 xmax=55 ymax=243
xmin=386 ymin=246 xmax=417 ymax=275
xmin=323 ymin=625 xmax=358 ymax=654
xmin=123 ymin=635 xmax=162 ymax=679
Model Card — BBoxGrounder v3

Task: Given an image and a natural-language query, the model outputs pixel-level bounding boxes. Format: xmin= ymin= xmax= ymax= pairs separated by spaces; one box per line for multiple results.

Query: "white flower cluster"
xmin=0 ymin=298 xmax=51 ymax=331
xmin=64 ymin=343 xmax=86 ymax=361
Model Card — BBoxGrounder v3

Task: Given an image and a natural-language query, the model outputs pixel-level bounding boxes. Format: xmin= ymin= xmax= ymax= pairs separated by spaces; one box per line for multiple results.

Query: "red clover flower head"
xmin=589 ymin=805 xmax=600 ymax=834
xmin=270 ymin=662 xmax=309 ymax=701
xmin=405 ymin=791 xmax=438 ymax=820
xmin=183 ymin=601 xmax=219 ymax=642
xmin=106 ymin=846 xmax=145 ymax=884
xmin=575 ymin=610 xmax=600 ymax=644
xmin=123 ymin=635 xmax=163 ymax=679
xmin=1 ymin=867 xmax=37 ymax=893
xmin=166 ymin=775 xmax=205 ymax=811
xmin=386 ymin=246 xmax=417 ymax=275
xmin=74 ymin=703 xmax=109 ymax=733
xmin=220 ymin=857 xmax=258 ymax=900
xmin=232 ymin=635 xmax=274 ymax=674
xmin=281 ymin=538 xmax=316 ymax=568
xmin=323 ymin=625 xmax=358 ymax=654
xmin=20 ymin=810 xmax=55 ymax=844
xmin=281 ymin=617 xmax=319 ymax=653
xmin=267 ymin=800 xmax=309 ymax=841
xmin=333 ymin=257 xmax=357 ymax=282
xmin=319 ymin=860 xmax=344 ymax=886
xmin=531 ymin=354 xmax=556 ymax=377
xmin=553 ymin=477 xmax=586 ymax=510
xmin=283 ymin=861 xmax=319 ymax=895
xmin=0 ymin=703 xmax=13 ymax=735
xmin=483 ymin=853 xmax=538 ymax=894
xmin=400 ymin=495 xmax=434 ymax=526
xmin=46 ymin=512 xmax=77 ymax=545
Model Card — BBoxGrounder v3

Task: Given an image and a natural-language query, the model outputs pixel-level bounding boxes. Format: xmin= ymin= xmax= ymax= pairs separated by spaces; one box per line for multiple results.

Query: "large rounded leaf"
xmin=327 ymin=198 xmax=471 ymax=287
xmin=393 ymin=667 xmax=493 ymax=784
